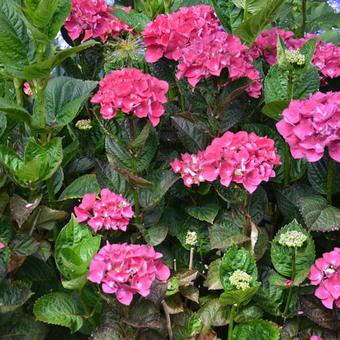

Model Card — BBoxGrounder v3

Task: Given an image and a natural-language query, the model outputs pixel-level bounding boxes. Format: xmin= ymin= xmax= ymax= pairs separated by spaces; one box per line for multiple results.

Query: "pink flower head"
xmin=170 ymin=151 xmax=211 ymax=187
xmin=88 ymin=242 xmax=170 ymax=305
xmin=312 ymin=41 xmax=340 ymax=79
xmin=0 ymin=242 xmax=5 ymax=251
xmin=64 ymin=0 xmax=131 ymax=42
xmin=74 ymin=189 xmax=133 ymax=233
xmin=309 ymin=247 xmax=340 ymax=309
xmin=23 ymin=82 xmax=33 ymax=96
xmin=91 ymin=68 xmax=169 ymax=127
xmin=142 ymin=5 xmax=220 ymax=63
xmin=285 ymin=279 xmax=293 ymax=286
xmin=176 ymin=30 xmax=262 ymax=97
xmin=143 ymin=6 xmax=261 ymax=97
xmin=171 ymin=131 xmax=281 ymax=193
xmin=310 ymin=336 xmax=323 ymax=340
xmin=276 ymin=91 xmax=340 ymax=162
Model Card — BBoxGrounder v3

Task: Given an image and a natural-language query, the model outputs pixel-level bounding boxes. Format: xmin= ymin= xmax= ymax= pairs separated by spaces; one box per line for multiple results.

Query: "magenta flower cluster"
xmin=74 ymin=188 xmax=134 ymax=232
xmin=91 ymin=68 xmax=169 ymax=127
xmin=309 ymin=247 xmax=340 ymax=309
xmin=250 ymin=28 xmax=340 ymax=80
xmin=88 ymin=242 xmax=170 ymax=305
xmin=143 ymin=5 xmax=262 ymax=97
xmin=171 ymin=131 xmax=281 ymax=193
xmin=64 ymin=0 xmax=131 ymax=42
xmin=276 ymin=92 xmax=340 ymax=162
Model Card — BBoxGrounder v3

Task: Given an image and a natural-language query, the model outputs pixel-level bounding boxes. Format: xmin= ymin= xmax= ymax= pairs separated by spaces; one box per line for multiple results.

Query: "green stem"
xmin=228 ymin=304 xmax=237 ymax=340
xmin=133 ymin=188 xmax=142 ymax=224
xmin=47 ymin=178 xmax=55 ymax=206
xmin=283 ymin=249 xmax=296 ymax=318
xmin=327 ymin=155 xmax=335 ymax=205
xmin=284 ymin=71 xmax=293 ymax=186
xmin=301 ymin=0 xmax=307 ymax=37
xmin=13 ymin=79 xmax=23 ymax=106
xmin=33 ymin=79 xmax=48 ymax=144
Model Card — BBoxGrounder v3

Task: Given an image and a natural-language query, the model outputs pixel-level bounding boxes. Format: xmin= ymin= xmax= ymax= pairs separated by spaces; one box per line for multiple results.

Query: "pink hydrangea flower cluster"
xmin=91 ymin=68 xmax=169 ymax=126
xmin=276 ymin=92 xmax=340 ymax=162
xmin=309 ymin=247 xmax=340 ymax=309
xmin=171 ymin=131 xmax=281 ymax=193
xmin=250 ymin=28 xmax=340 ymax=80
xmin=142 ymin=5 xmax=220 ymax=63
xmin=88 ymin=242 xmax=170 ymax=305
xmin=143 ymin=5 xmax=262 ymax=97
xmin=64 ymin=0 xmax=131 ymax=42
xmin=0 ymin=242 xmax=5 ymax=251
xmin=74 ymin=188 xmax=133 ymax=232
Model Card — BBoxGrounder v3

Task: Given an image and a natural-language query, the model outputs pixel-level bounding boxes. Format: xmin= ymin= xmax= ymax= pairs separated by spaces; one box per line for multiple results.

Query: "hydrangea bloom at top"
xmin=142 ymin=5 xmax=220 ymax=62
xmin=276 ymin=92 xmax=340 ymax=162
xmin=171 ymin=131 xmax=281 ymax=193
xmin=74 ymin=188 xmax=133 ymax=232
xmin=64 ymin=0 xmax=131 ymax=42
xmin=91 ymin=68 xmax=169 ymax=126
xmin=250 ymin=28 xmax=340 ymax=80
xmin=88 ymin=242 xmax=170 ymax=305
xmin=309 ymin=247 xmax=340 ymax=309
xmin=143 ymin=5 xmax=261 ymax=97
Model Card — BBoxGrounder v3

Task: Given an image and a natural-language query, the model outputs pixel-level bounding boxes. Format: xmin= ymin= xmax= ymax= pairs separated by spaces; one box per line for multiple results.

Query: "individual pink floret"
xmin=309 ymin=247 xmax=340 ymax=309
xmin=88 ymin=242 xmax=170 ymax=305
xmin=74 ymin=188 xmax=133 ymax=233
xmin=91 ymin=68 xmax=169 ymax=127
xmin=64 ymin=0 xmax=131 ymax=42
xmin=276 ymin=92 xmax=340 ymax=162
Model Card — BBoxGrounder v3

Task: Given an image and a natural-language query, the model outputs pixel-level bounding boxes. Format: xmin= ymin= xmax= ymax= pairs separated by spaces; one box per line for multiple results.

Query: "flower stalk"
xmin=228 ymin=304 xmax=237 ymax=340
xmin=327 ymin=155 xmax=335 ymax=205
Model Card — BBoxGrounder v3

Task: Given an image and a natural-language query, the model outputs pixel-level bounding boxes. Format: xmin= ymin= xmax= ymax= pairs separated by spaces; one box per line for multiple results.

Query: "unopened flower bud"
xmin=75 ymin=119 xmax=92 ymax=130
xmin=279 ymin=230 xmax=307 ymax=248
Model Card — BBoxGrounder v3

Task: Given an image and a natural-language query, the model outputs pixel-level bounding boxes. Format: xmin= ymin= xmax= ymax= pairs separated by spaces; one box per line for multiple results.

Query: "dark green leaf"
xmin=59 ymin=174 xmax=100 ymax=200
xmin=232 ymin=319 xmax=280 ymax=340
xmin=219 ymin=285 xmax=259 ymax=306
xmin=204 ymin=259 xmax=223 ymax=290
xmin=9 ymin=194 xmax=41 ymax=227
xmin=113 ymin=9 xmax=150 ymax=32
xmin=145 ymin=223 xmax=168 ymax=246
xmin=249 ymin=187 xmax=268 ymax=224
xmin=33 ymin=292 xmax=83 ymax=332
xmin=186 ymin=202 xmax=219 ymax=224
xmin=127 ymin=300 xmax=162 ymax=329
xmin=261 ymin=100 xmax=288 ymax=121
xmin=0 ymin=97 xmax=32 ymax=123
xmin=234 ymin=304 xmax=263 ymax=323
xmin=199 ymin=298 xmax=229 ymax=332
xmin=297 ymin=195 xmax=340 ymax=232
xmin=0 ymin=280 xmax=33 ymax=313
xmin=11 ymin=234 xmax=39 ymax=256
xmin=44 ymin=77 xmax=97 ymax=128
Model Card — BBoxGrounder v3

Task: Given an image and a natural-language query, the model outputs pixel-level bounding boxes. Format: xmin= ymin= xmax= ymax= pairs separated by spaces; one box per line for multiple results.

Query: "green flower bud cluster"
xmin=278 ymin=230 xmax=307 ymax=248
xmin=75 ymin=119 xmax=92 ymax=130
xmin=185 ymin=231 xmax=198 ymax=246
xmin=285 ymin=49 xmax=305 ymax=65
xmin=229 ymin=269 xmax=252 ymax=290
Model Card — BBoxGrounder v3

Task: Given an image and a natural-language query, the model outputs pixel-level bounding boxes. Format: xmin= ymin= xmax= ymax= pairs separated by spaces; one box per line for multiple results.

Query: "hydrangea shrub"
xmin=0 ymin=0 xmax=339 ymax=339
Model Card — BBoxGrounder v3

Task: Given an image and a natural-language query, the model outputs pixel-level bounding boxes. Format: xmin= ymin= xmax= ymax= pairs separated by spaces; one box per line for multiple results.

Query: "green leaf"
xmin=0 ymin=0 xmax=31 ymax=77
xmin=271 ymin=219 xmax=315 ymax=284
xmin=219 ymin=285 xmax=259 ymax=306
xmin=220 ymin=246 xmax=258 ymax=291
xmin=261 ymin=100 xmax=288 ymax=121
xmin=113 ymin=9 xmax=150 ymax=32
xmin=235 ymin=0 xmax=284 ymax=45
xmin=129 ymin=122 xmax=151 ymax=150
xmin=105 ymin=135 xmax=134 ymax=171
xmin=0 ymin=97 xmax=32 ymax=123
xmin=209 ymin=211 xmax=247 ymax=250
xmin=59 ymin=174 xmax=100 ymax=200
xmin=24 ymin=41 xmax=98 ymax=79
xmin=139 ymin=169 xmax=178 ymax=208
xmin=254 ymin=269 xmax=284 ymax=316
xmin=136 ymin=131 xmax=158 ymax=172
xmin=232 ymin=319 xmax=280 ymax=340
xmin=234 ymin=304 xmax=263 ymax=323
xmin=127 ymin=300 xmax=162 ymax=329
xmin=33 ymin=292 xmax=83 ymax=332
xmin=145 ymin=223 xmax=168 ymax=246
xmin=47 ymin=0 xmax=71 ymax=39
xmin=0 ymin=280 xmax=33 ymax=313
xmin=171 ymin=116 xmax=210 ymax=153
xmin=209 ymin=0 xmax=243 ymax=33
xmin=249 ymin=187 xmax=268 ymax=224
xmin=0 ymin=145 xmax=24 ymax=174
xmin=199 ymin=298 xmax=229 ymax=332
xmin=186 ymin=202 xmax=219 ymax=224
xmin=297 ymin=195 xmax=340 ymax=232
xmin=44 ymin=77 xmax=97 ymax=128
xmin=204 ymin=259 xmax=223 ymax=290
xmin=307 ymin=159 xmax=340 ymax=195
xmin=0 ymin=112 xmax=6 ymax=137
xmin=10 ymin=234 xmax=39 ymax=256
xmin=24 ymin=0 xmax=59 ymax=30
xmin=299 ymin=39 xmax=317 ymax=65
xmin=232 ymin=0 xmax=268 ymax=14
xmin=55 ymin=215 xmax=101 ymax=288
